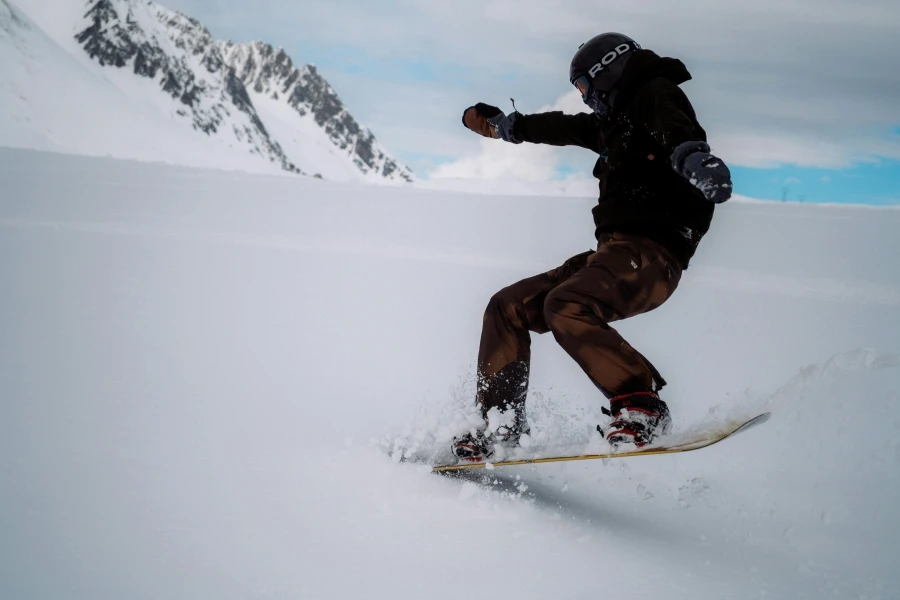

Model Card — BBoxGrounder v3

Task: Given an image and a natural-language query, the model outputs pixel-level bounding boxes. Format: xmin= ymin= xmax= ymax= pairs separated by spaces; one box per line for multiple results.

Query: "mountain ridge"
xmin=2 ymin=0 xmax=413 ymax=182
xmin=220 ymin=40 xmax=412 ymax=181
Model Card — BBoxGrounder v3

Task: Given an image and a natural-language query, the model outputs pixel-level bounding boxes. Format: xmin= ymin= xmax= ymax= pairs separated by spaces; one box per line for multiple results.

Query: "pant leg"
xmin=543 ymin=233 xmax=683 ymax=398
xmin=477 ymin=250 xmax=593 ymax=416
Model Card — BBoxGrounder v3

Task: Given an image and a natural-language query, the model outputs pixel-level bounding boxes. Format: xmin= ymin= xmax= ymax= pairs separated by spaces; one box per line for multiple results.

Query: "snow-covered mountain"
xmin=220 ymin=41 xmax=413 ymax=182
xmin=1 ymin=0 xmax=413 ymax=181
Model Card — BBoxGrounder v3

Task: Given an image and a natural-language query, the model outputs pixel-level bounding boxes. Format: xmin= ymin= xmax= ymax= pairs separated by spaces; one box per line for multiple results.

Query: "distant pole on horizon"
xmin=782 ymin=187 xmax=788 ymax=202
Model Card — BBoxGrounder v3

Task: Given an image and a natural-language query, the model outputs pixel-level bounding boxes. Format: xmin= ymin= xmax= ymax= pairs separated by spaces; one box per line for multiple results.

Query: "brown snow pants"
xmin=477 ymin=232 xmax=682 ymax=415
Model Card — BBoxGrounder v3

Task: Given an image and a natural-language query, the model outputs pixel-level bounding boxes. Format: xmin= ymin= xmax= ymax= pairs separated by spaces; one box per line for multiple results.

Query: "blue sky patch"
xmin=731 ymin=161 xmax=900 ymax=205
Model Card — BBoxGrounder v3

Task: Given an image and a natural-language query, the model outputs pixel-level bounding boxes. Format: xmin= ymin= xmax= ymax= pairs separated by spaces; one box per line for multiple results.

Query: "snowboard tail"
xmin=432 ymin=412 xmax=770 ymax=473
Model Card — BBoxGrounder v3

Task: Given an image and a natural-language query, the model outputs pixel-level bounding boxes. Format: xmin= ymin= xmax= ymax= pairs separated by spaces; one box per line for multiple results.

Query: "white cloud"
xmin=431 ymin=90 xmax=590 ymax=181
xmin=429 ymin=140 xmax=558 ymax=181
xmin=710 ymin=132 xmax=848 ymax=169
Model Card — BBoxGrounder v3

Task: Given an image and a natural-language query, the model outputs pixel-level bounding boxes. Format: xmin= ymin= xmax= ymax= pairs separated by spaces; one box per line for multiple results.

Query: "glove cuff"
xmin=488 ymin=111 xmax=522 ymax=144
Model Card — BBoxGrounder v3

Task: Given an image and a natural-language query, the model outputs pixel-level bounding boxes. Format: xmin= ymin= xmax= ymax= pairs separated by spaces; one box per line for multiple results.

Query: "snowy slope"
xmin=1 ymin=0 xmax=413 ymax=181
xmin=2 ymin=147 xmax=900 ymax=599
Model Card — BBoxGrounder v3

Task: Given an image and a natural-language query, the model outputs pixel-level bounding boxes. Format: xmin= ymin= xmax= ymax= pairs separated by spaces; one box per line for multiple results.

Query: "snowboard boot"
xmin=455 ymin=361 xmax=532 ymax=462
xmin=598 ymin=391 xmax=672 ymax=448
xmin=451 ymin=409 xmax=531 ymax=463
xmin=451 ymin=429 xmax=494 ymax=462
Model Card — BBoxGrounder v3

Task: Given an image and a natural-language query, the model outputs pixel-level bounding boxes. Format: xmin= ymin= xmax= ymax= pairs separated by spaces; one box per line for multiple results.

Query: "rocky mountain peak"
xmin=70 ymin=0 xmax=412 ymax=182
xmin=219 ymin=40 xmax=413 ymax=182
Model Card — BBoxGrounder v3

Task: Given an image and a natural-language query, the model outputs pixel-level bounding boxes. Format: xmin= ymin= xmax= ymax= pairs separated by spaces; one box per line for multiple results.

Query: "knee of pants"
xmin=543 ymin=287 xmax=609 ymax=333
xmin=484 ymin=288 xmax=521 ymax=327
xmin=543 ymin=288 xmax=575 ymax=333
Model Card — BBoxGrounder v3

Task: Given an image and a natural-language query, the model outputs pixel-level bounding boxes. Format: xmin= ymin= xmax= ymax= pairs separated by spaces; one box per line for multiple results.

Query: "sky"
xmin=163 ymin=0 xmax=900 ymax=204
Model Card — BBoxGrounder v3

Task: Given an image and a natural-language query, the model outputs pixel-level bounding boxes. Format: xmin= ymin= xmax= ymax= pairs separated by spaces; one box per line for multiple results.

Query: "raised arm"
xmin=515 ymin=111 xmax=601 ymax=151
xmin=462 ymin=104 xmax=601 ymax=153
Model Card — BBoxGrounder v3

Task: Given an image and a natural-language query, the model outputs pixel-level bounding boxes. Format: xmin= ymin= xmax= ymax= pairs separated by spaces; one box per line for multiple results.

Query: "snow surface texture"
xmin=0 ymin=0 xmax=413 ymax=182
xmin=2 ymin=147 xmax=900 ymax=598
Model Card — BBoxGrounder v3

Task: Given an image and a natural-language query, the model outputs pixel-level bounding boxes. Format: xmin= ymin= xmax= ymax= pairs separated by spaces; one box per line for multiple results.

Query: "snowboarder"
xmin=454 ymin=33 xmax=733 ymax=461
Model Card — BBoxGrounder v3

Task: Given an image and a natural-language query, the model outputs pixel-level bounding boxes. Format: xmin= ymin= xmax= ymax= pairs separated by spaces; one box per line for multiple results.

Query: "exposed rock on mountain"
xmin=20 ymin=0 xmax=414 ymax=181
xmin=221 ymin=40 xmax=412 ymax=182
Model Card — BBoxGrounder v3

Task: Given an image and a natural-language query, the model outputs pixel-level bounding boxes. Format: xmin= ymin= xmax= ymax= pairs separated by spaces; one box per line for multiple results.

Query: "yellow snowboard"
xmin=432 ymin=412 xmax=770 ymax=473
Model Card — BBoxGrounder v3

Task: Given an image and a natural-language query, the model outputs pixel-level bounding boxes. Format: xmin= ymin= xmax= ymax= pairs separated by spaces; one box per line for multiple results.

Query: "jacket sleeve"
xmin=512 ymin=111 xmax=602 ymax=153
xmin=632 ymin=78 xmax=705 ymax=155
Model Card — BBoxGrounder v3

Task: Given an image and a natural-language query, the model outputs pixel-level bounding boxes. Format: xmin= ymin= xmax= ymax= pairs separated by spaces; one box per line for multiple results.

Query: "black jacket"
xmin=514 ymin=50 xmax=714 ymax=268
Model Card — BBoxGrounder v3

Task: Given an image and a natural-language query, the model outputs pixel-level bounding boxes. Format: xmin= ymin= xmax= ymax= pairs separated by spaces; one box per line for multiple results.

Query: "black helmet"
xmin=569 ymin=32 xmax=640 ymax=115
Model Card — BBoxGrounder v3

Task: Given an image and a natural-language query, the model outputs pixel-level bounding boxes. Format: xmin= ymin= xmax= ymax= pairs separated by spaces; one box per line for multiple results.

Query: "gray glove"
xmin=461 ymin=103 xmax=521 ymax=144
xmin=671 ymin=141 xmax=733 ymax=203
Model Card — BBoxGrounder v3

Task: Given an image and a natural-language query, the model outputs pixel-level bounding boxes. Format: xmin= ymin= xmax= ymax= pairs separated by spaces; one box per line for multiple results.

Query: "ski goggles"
xmin=573 ymin=75 xmax=591 ymax=99
xmin=572 ymin=75 xmax=609 ymax=116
